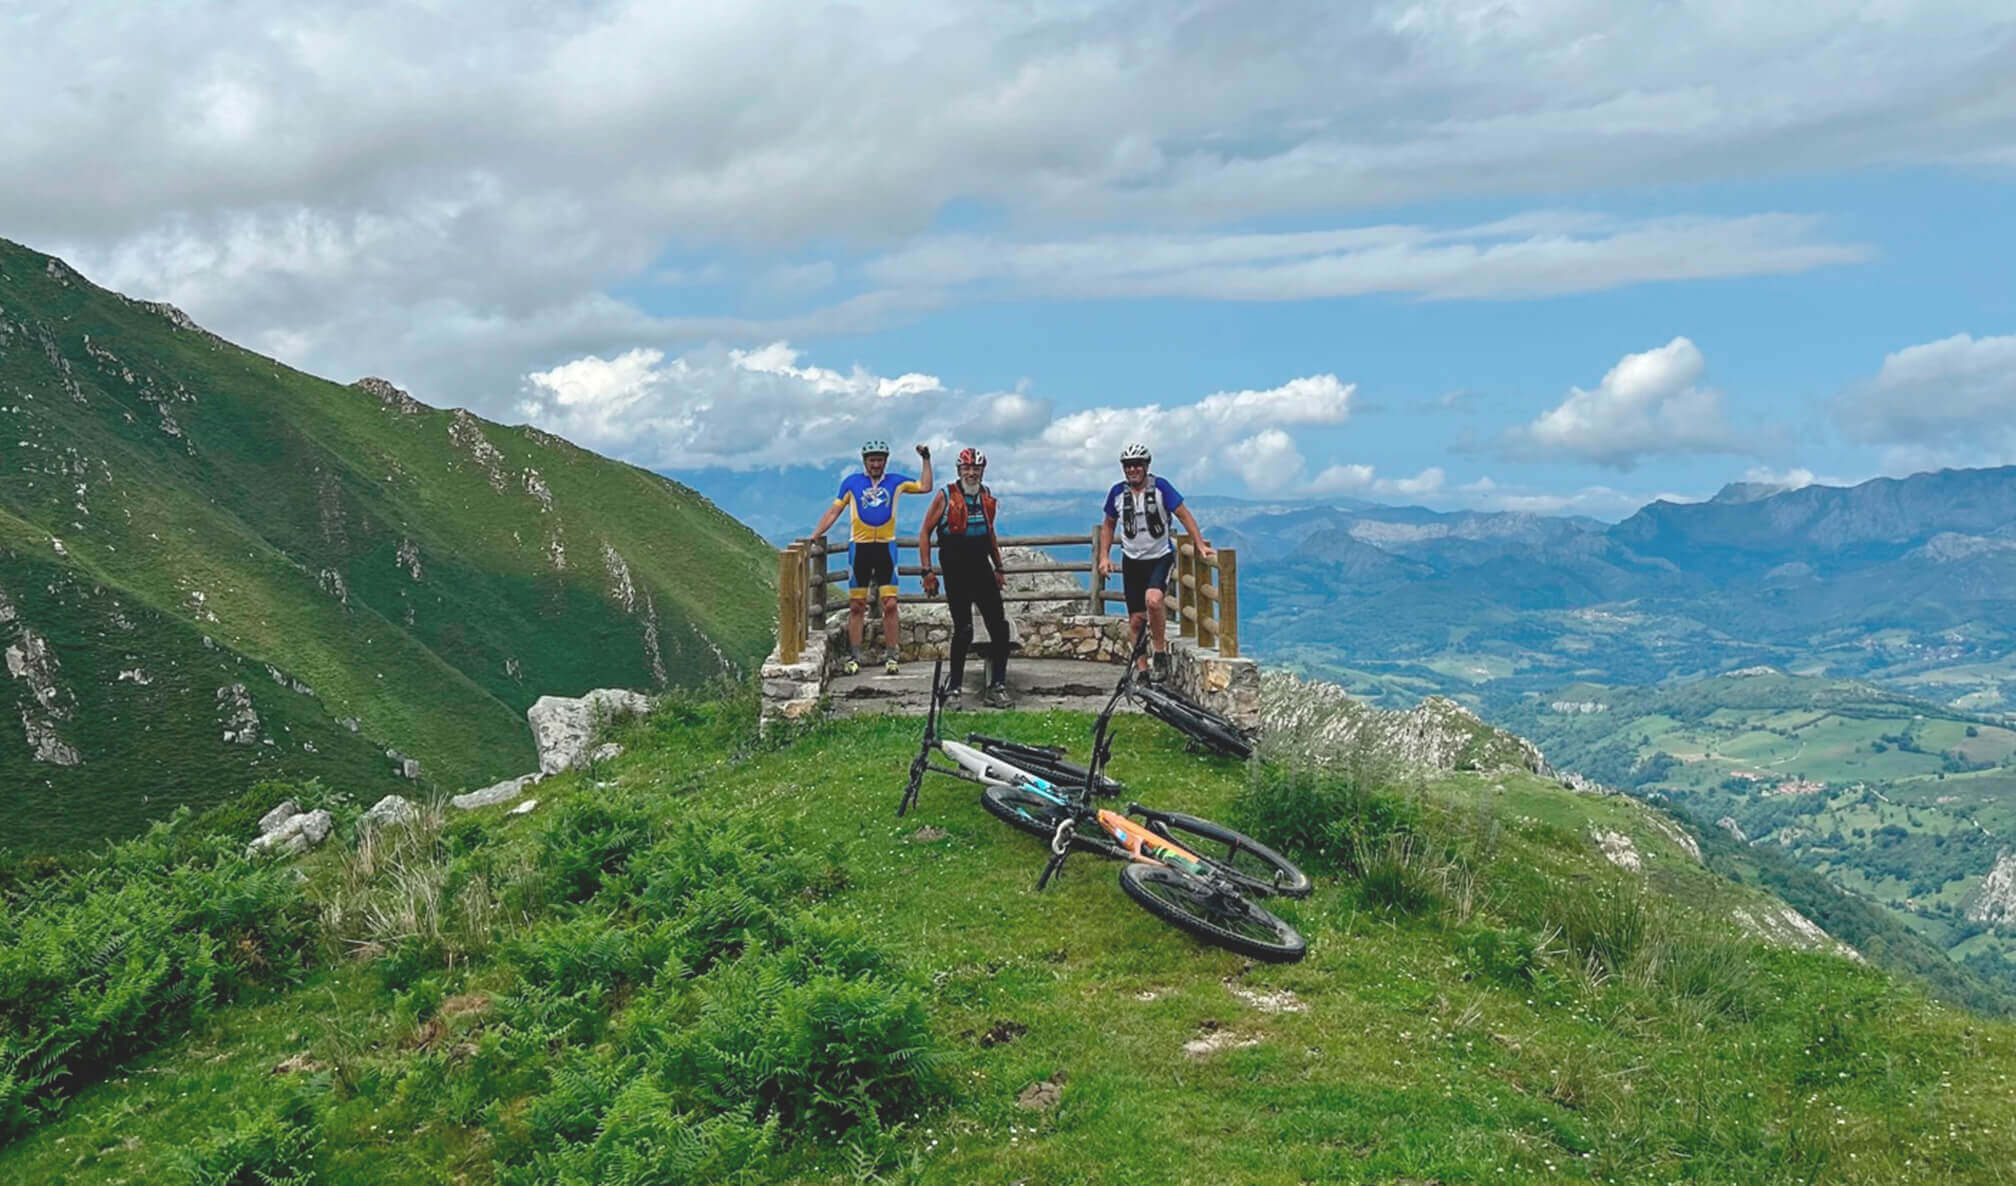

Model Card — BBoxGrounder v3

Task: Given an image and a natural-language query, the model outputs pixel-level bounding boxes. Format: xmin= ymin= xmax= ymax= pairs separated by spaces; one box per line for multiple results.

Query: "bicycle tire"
xmin=1144 ymin=811 xmax=1311 ymax=899
xmin=1138 ymin=688 xmax=1254 ymax=759
xmin=978 ymin=786 xmax=1127 ymax=860
xmin=1117 ymin=863 xmax=1306 ymax=963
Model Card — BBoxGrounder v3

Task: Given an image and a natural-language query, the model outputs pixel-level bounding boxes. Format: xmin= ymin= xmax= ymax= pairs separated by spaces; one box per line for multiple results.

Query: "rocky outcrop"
xmin=1257 ymin=672 xmax=1547 ymax=775
xmin=4 ymin=583 xmax=83 ymax=766
xmin=1965 ymin=850 xmax=2016 ymax=925
xmin=528 ymin=689 xmax=653 ymax=774
xmin=354 ymin=376 xmax=424 ymax=414
xmin=1731 ymin=903 xmax=1863 ymax=962
xmin=452 ymin=772 xmax=543 ymax=811
xmin=361 ymin=794 xmax=419 ymax=832
xmin=248 ymin=806 xmax=332 ymax=858
xmin=1591 ymin=828 xmax=1643 ymax=872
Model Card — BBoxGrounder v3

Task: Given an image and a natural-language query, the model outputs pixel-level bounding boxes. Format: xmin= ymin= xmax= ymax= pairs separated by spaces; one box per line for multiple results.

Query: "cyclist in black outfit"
xmin=919 ymin=448 xmax=1015 ymax=708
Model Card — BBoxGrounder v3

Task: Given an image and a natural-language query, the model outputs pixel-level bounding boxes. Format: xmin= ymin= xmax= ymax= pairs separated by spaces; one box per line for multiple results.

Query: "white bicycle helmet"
xmin=1119 ymin=442 xmax=1151 ymax=464
xmin=860 ymin=438 xmax=890 ymax=456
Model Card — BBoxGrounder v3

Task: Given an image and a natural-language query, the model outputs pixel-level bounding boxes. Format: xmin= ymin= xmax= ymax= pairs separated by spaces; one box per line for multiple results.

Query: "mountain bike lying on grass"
xmin=898 ymin=659 xmax=1310 ymax=962
xmin=963 ymin=733 xmax=1125 ymax=798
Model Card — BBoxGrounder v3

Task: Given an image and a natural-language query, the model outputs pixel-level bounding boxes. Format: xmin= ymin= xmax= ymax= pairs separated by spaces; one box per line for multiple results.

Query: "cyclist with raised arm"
xmin=918 ymin=447 xmax=1014 ymax=708
xmin=1096 ymin=443 xmax=1213 ymax=683
xmin=812 ymin=439 xmax=932 ymax=675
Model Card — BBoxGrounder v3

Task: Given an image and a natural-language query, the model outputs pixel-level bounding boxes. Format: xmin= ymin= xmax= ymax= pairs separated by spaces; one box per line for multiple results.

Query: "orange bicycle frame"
xmin=1094 ymin=808 xmax=1210 ymax=877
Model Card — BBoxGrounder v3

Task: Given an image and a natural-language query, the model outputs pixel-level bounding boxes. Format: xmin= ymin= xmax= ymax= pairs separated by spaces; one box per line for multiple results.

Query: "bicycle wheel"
xmin=978 ymin=786 xmax=1127 ymax=859
xmin=1117 ymin=863 xmax=1306 ymax=963
xmin=1143 ymin=811 xmax=1311 ymax=899
xmin=1138 ymin=688 xmax=1254 ymax=759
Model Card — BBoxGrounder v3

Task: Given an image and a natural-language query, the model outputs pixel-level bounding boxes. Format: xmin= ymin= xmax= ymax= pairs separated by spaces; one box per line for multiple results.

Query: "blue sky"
xmin=5 ymin=2 xmax=2012 ymax=521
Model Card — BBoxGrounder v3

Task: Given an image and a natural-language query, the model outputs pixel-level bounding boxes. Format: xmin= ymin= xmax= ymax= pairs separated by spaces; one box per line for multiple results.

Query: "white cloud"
xmin=1502 ymin=337 xmax=1747 ymax=469
xmin=1306 ymin=463 xmax=1445 ymax=499
xmin=3 ymin=1 xmax=2006 ymax=413
xmin=1833 ymin=333 xmax=2016 ymax=461
xmin=513 ymin=342 xmax=1357 ymax=490
xmin=1227 ymin=430 xmax=1306 ymax=494
xmin=862 ymin=214 xmax=1870 ymax=304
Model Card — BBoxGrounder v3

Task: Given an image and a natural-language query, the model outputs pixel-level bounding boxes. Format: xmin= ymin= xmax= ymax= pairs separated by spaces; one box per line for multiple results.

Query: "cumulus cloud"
xmin=514 ymin=341 xmax=1357 ymax=490
xmin=1307 ymin=464 xmax=1446 ymax=499
xmin=1501 ymin=337 xmax=1747 ymax=469
xmin=1833 ymin=333 xmax=2016 ymax=462
xmin=862 ymin=214 xmax=1870 ymax=304
xmin=4 ymin=1 xmax=2006 ymax=414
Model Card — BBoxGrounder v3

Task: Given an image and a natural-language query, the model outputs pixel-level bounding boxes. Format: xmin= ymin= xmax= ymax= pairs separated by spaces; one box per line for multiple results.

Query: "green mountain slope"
xmin=3 ymin=697 xmax=2014 ymax=1184
xmin=0 ymin=239 xmax=775 ymax=850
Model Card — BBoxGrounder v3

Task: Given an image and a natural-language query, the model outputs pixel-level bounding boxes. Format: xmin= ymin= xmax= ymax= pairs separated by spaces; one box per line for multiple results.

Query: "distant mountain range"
xmin=1211 ymin=468 xmax=2016 ymax=716
xmin=0 ymin=239 xmax=775 ymax=851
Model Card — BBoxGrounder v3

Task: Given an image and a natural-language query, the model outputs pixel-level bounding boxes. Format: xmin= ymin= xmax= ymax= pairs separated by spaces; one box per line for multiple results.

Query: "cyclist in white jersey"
xmin=1095 ymin=443 xmax=1213 ymax=683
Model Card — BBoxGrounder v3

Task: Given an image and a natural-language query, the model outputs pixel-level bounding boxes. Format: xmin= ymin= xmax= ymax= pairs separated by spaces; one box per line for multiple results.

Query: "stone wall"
xmin=1167 ymin=640 xmax=1261 ymax=732
xmin=758 ymin=605 xmax=1261 ymax=732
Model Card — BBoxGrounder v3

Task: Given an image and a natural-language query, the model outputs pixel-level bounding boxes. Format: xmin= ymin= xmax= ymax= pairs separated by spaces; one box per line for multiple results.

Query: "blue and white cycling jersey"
xmin=1103 ymin=476 xmax=1184 ymax=561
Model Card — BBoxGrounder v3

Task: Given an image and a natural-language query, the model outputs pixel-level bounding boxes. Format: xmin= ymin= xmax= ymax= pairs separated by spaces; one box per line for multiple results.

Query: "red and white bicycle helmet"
xmin=957 ymin=447 xmax=987 ymax=467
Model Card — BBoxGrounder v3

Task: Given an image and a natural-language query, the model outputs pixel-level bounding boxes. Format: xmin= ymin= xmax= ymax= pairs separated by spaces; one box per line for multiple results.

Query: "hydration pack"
xmin=939 ymin=483 xmax=998 ymax=542
xmin=1119 ymin=483 xmax=1166 ymax=541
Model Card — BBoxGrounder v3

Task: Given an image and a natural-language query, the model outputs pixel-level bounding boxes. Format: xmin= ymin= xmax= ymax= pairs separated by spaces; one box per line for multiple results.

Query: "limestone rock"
xmin=248 ymin=809 xmax=332 ymax=858
xmin=1966 ymin=849 xmax=2016 ymax=924
xmin=1590 ymin=828 xmax=1643 ymax=872
xmin=528 ymin=689 xmax=652 ymax=773
xmin=452 ymin=773 xmax=542 ymax=810
xmin=362 ymin=794 xmax=418 ymax=831
xmin=1259 ymin=672 xmax=1546 ymax=775
xmin=257 ymin=799 xmax=302 ymax=835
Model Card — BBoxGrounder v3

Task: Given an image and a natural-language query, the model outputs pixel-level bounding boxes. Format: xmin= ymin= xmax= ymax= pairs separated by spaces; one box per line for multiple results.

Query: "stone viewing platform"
xmin=758 ymin=533 xmax=1257 ymax=732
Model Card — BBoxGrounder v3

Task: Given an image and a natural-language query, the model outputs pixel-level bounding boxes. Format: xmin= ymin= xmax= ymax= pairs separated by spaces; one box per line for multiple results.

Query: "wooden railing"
xmin=774 ymin=530 xmax=1238 ymax=663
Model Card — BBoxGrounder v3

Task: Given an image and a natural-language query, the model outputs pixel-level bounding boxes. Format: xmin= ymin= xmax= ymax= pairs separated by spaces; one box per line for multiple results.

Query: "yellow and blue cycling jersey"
xmin=832 ymin=471 xmax=925 ymax=543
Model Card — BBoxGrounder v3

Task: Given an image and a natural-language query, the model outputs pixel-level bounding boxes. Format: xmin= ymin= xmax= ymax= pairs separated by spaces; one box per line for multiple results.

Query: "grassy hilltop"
xmin=3 ymin=692 xmax=2014 ymax=1184
xmin=0 ymin=239 xmax=776 ymax=851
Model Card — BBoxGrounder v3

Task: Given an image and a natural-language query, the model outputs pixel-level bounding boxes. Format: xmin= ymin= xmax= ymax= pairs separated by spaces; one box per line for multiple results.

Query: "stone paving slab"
xmin=827 ymin=657 xmax=1139 ymax=718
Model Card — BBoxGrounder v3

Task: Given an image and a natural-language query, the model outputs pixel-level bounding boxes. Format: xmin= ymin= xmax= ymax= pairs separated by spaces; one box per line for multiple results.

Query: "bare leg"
xmin=847 ymin=598 xmax=867 ymax=653
xmin=1128 ymin=610 xmax=1149 ymax=669
xmin=1146 ymin=587 xmax=1168 ymax=653
xmin=881 ymin=594 xmax=901 ymax=659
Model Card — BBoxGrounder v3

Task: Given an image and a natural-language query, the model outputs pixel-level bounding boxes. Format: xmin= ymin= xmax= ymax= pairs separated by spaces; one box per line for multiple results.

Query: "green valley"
xmin=1505 ymin=670 xmax=2016 ymax=995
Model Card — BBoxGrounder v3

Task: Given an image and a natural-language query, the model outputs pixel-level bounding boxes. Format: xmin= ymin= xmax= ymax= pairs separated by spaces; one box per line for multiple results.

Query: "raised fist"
xmin=916 ymin=443 xmax=931 ymax=459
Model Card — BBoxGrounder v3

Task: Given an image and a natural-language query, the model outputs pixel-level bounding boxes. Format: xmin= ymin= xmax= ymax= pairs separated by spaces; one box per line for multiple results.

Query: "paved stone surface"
xmin=827 ymin=657 xmax=1139 ymax=718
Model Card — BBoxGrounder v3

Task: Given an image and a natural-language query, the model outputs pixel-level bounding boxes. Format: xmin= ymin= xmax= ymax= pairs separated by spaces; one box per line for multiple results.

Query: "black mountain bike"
xmin=1108 ymin=630 xmax=1257 ymax=759
xmin=900 ymin=651 xmax=1311 ymax=962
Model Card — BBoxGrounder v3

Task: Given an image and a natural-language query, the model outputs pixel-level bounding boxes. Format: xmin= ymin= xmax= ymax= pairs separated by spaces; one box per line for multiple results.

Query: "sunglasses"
xmin=1121 ymin=460 xmax=1148 ymax=468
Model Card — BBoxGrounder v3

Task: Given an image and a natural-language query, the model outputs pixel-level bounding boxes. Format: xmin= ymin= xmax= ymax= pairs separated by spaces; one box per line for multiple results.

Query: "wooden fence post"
xmin=777 ymin=546 xmax=803 ymax=664
xmin=1216 ymin=549 xmax=1238 ymax=658
xmin=1175 ymin=535 xmax=1196 ymax=640
xmin=1087 ymin=524 xmax=1106 ymax=615
xmin=809 ymin=537 xmax=831 ymax=640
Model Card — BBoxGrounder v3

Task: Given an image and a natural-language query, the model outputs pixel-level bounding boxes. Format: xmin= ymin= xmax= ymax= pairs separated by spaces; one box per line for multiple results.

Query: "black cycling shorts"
xmin=1121 ymin=551 xmax=1176 ymax=615
xmin=849 ymin=541 xmax=897 ymax=598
